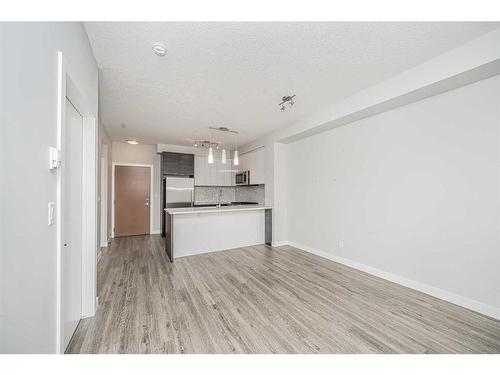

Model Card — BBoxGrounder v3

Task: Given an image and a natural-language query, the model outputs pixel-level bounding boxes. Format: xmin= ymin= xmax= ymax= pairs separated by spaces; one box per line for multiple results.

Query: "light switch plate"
xmin=48 ymin=202 xmax=55 ymax=225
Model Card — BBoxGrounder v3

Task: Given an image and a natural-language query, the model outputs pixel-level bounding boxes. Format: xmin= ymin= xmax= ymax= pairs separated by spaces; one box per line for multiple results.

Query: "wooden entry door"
xmin=114 ymin=165 xmax=151 ymax=237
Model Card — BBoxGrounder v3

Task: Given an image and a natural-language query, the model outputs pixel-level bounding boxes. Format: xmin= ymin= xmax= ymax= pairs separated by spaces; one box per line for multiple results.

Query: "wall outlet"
xmin=338 ymin=240 xmax=345 ymax=249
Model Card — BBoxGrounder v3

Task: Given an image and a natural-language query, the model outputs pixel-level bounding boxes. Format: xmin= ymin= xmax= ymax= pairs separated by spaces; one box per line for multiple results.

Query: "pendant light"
xmin=233 ymin=132 xmax=239 ymax=166
xmin=221 ymin=148 xmax=227 ymax=164
xmin=233 ymin=150 xmax=239 ymax=166
xmin=208 ymin=146 xmax=214 ymax=164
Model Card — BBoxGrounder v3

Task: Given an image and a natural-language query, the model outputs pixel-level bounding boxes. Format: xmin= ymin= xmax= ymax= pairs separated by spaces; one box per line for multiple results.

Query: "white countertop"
xmin=165 ymin=205 xmax=272 ymax=215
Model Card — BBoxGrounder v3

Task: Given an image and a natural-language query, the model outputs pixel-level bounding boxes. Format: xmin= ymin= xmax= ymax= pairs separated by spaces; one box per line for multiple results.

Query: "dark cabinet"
xmin=162 ymin=152 xmax=179 ymax=175
xmin=161 ymin=152 xmax=194 ymax=177
xmin=178 ymin=153 xmax=194 ymax=176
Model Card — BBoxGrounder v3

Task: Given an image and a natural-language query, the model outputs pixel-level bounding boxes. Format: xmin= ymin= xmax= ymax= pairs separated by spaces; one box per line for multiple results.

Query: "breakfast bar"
xmin=164 ymin=205 xmax=272 ymax=261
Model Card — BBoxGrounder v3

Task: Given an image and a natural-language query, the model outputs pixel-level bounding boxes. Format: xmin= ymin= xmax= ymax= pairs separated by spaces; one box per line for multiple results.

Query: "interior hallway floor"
xmin=67 ymin=235 xmax=500 ymax=354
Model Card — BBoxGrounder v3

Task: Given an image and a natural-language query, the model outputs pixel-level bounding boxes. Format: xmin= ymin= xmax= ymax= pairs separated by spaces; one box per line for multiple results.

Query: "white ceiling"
xmin=84 ymin=22 xmax=500 ymax=147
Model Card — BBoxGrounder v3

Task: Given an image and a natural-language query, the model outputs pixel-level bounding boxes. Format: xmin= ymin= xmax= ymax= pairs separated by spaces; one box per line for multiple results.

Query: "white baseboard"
xmin=111 ymin=230 xmax=160 ymax=237
xmin=271 ymin=241 xmax=290 ymax=247
xmin=100 ymin=241 xmax=108 ymax=248
xmin=287 ymin=241 xmax=500 ymax=321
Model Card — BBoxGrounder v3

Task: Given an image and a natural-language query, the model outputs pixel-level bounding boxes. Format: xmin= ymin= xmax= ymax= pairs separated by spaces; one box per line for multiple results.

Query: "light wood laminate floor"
xmin=67 ymin=235 xmax=500 ymax=354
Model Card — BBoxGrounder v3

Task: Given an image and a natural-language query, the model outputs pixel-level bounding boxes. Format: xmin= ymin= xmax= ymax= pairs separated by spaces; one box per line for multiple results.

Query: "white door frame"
xmin=56 ymin=52 xmax=97 ymax=354
xmin=111 ymin=163 xmax=154 ymax=237
xmin=100 ymin=144 xmax=109 ymax=247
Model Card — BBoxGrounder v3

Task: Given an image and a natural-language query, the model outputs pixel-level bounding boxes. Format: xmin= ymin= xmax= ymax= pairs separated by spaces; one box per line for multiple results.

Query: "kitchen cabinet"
xmin=195 ymin=155 xmax=234 ymax=186
xmin=179 ymin=153 xmax=194 ymax=176
xmin=219 ymin=160 xmax=234 ymax=186
xmin=162 ymin=152 xmax=179 ymax=175
xmin=194 ymin=155 xmax=207 ymax=185
xmin=162 ymin=152 xmax=194 ymax=177
xmin=206 ymin=158 xmax=218 ymax=185
xmin=239 ymin=147 xmax=265 ymax=185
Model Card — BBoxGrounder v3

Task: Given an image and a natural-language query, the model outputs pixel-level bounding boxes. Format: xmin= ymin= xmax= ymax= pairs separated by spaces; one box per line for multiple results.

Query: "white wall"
xmin=272 ymin=143 xmax=288 ymax=244
xmin=0 ymin=23 xmax=98 ymax=353
xmin=112 ymin=141 xmax=161 ymax=234
xmin=286 ymin=75 xmax=500 ymax=317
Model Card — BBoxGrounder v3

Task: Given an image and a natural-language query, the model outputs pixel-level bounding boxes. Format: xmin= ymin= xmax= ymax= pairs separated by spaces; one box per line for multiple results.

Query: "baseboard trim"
xmin=150 ymin=229 xmax=161 ymax=235
xmin=100 ymin=241 xmax=108 ymax=248
xmin=271 ymin=241 xmax=290 ymax=247
xmin=287 ymin=241 xmax=500 ymax=321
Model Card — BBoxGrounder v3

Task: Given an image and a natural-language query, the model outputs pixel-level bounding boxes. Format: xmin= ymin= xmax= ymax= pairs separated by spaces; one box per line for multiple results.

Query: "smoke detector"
xmin=152 ymin=42 xmax=167 ymax=57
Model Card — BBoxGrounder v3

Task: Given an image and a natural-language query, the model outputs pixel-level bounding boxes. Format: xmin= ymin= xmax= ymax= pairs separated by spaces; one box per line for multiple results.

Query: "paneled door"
xmin=114 ymin=166 xmax=151 ymax=237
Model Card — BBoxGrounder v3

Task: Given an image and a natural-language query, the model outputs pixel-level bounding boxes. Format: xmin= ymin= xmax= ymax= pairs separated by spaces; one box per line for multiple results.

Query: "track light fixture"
xmin=278 ymin=94 xmax=296 ymax=112
xmin=193 ymin=126 xmax=241 ymax=165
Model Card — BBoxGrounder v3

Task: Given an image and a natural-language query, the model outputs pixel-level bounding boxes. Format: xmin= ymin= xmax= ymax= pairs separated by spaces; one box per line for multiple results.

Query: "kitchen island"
xmin=164 ymin=205 xmax=272 ymax=261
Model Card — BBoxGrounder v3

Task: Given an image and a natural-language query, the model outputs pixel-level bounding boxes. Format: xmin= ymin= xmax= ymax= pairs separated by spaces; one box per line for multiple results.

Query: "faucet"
xmin=217 ymin=188 xmax=222 ymax=208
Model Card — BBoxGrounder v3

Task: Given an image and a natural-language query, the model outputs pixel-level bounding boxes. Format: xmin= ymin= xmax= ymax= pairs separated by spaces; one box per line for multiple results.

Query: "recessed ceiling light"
xmin=152 ymin=42 xmax=166 ymax=57
xmin=126 ymin=140 xmax=139 ymax=145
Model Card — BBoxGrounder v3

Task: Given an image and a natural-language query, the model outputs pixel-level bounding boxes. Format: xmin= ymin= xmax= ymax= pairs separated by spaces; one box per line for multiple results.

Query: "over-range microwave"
xmin=235 ymin=170 xmax=250 ymax=185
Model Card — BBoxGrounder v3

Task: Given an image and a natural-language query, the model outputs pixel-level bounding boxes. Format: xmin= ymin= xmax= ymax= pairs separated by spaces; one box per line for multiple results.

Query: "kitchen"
xmin=158 ymin=137 xmax=272 ymax=261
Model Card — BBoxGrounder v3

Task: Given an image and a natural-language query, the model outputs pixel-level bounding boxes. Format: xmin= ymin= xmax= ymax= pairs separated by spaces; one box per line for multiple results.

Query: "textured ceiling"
xmin=84 ymin=22 xmax=500 ymax=146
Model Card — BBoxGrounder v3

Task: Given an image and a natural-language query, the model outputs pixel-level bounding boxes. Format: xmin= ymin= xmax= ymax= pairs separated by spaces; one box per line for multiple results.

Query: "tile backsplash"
xmin=194 ymin=185 xmax=265 ymax=205
xmin=194 ymin=186 xmax=235 ymax=204
xmin=235 ymin=185 xmax=265 ymax=204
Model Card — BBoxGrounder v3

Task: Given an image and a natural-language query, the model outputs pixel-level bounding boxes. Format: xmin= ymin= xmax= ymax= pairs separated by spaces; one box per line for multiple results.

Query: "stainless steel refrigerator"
xmin=162 ymin=176 xmax=194 ymax=236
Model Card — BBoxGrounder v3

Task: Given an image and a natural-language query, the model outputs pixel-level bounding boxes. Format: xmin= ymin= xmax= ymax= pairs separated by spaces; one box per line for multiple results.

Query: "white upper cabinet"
xmin=218 ymin=159 xmax=234 ymax=186
xmin=207 ymin=157 xmax=218 ymax=185
xmin=239 ymin=147 xmax=265 ymax=185
xmin=194 ymin=155 xmax=207 ymax=185
xmin=195 ymin=154 xmax=234 ymax=186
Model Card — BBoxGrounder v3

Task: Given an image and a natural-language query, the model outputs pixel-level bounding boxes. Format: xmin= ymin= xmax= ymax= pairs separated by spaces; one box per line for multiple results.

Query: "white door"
xmin=62 ymin=98 xmax=83 ymax=351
